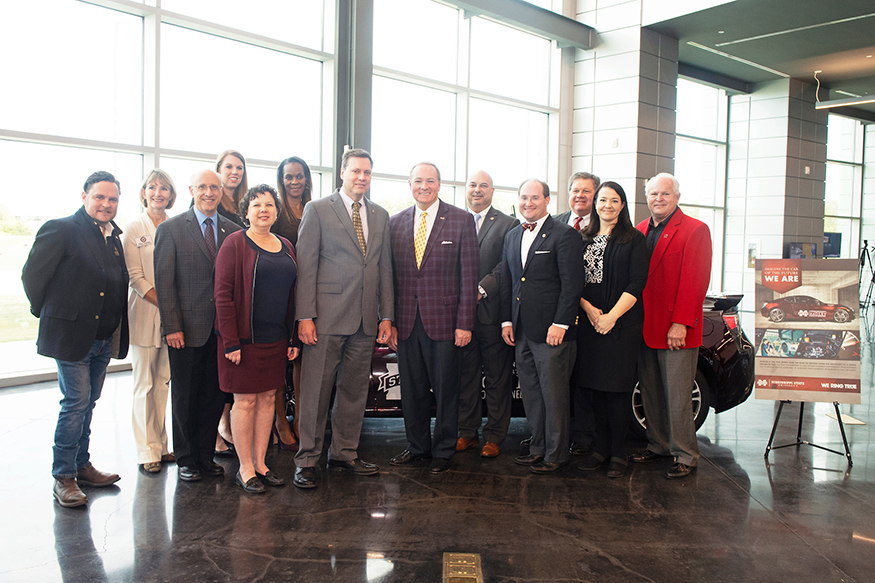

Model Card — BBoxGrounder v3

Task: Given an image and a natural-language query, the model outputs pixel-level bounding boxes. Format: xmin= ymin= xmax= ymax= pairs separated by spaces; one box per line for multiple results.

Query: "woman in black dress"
xmin=269 ymin=156 xmax=313 ymax=451
xmin=575 ymin=181 xmax=648 ymax=478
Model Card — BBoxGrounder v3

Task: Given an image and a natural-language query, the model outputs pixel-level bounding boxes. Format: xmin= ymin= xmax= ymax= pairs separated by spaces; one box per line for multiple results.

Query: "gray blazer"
xmin=295 ymin=189 xmax=393 ymax=336
xmin=154 ymin=208 xmax=240 ymax=348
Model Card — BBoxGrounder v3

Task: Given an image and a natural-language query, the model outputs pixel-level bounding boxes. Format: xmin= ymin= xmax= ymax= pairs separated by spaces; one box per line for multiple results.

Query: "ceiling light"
xmin=835 ymin=90 xmax=862 ymax=98
xmin=815 ymin=96 xmax=875 ymax=109
xmin=687 ymin=42 xmax=789 ymax=77
xmin=715 ymin=13 xmax=875 ymax=47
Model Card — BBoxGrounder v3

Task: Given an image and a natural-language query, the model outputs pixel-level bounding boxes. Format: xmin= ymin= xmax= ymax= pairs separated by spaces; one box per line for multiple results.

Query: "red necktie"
xmin=573 ymin=217 xmax=582 ymax=231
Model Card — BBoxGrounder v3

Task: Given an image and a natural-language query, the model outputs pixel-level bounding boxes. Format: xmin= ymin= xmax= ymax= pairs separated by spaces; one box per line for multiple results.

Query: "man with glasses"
xmin=155 ymin=169 xmax=241 ymax=482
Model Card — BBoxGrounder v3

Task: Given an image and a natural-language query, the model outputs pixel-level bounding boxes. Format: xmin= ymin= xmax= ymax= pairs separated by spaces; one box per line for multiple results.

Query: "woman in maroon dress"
xmin=215 ymin=185 xmax=298 ymax=494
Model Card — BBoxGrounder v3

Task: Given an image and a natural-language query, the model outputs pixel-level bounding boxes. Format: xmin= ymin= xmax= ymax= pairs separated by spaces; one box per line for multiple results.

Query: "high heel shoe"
xmin=272 ymin=425 xmax=299 ymax=452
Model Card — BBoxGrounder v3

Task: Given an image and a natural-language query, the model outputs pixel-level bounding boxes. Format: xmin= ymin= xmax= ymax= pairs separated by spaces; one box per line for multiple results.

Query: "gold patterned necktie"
xmin=352 ymin=201 xmax=366 ymax=255
xmin=414 ymin=211 xmax=428 ymax=269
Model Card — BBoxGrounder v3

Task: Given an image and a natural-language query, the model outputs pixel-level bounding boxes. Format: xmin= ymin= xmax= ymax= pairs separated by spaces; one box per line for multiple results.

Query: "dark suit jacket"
xmin=636 ymin=207 xmax=711 ymax=349
xmin=154 ymin=208 xmax=241 ymax=348
xmin=473 ymin=207 xmax=519 ymax=325
xmin=500 ymin=215 xmax=584 ymax=344
xmin=22 ymin=206 xmax=129 ymax=361
xmin=389 ymin=199 xmax=479 ymax=342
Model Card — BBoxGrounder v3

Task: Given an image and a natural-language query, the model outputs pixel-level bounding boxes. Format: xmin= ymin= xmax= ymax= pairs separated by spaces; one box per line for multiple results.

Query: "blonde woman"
xmin=122 ymin=169 xmax=178 ymax=472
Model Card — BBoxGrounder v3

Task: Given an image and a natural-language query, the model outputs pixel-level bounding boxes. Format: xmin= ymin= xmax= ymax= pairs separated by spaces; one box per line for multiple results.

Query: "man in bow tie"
xmin=388 ymin=162 xmax=479 ymax=474
xmin=500 ymin=179 xmax=584 ymax=474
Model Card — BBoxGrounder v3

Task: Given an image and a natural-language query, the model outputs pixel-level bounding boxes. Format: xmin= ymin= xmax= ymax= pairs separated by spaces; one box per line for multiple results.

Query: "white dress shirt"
xmin=413 ymin=199 xmax=440 ymax=244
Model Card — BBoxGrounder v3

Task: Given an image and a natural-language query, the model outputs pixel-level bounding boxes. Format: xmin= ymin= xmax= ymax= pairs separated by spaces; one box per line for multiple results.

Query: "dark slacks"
xmin=515 ymin=332 xmax=575 ymax=464
xmin=397 ymin=312 xmax=460 ymax=460
xmin=637 ymin=345 xmax=699 ymax=466
xmin=589 ymin=389 xmax=632 ymax=463
xmin=457 ymin=319 xmax=514 ymax=444
xmin=168 ymin=333 xmax=225 ymax=467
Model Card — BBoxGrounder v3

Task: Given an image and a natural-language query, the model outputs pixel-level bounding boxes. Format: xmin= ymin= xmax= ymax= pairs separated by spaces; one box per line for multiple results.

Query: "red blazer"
xmin=389 ymin=200 xmax=479 ymax=342
xmin=636 ymin=208 xmax=711 ymax=350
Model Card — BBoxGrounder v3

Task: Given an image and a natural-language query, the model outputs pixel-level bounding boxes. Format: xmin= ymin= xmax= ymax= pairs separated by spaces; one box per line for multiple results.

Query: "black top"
xmin=246 ymin=235 xmax=297 ymax=343
xmin=646 ymin=207 xmax=678 ymax=254
xmin=271 ymin=208 xmax=302 ymax=247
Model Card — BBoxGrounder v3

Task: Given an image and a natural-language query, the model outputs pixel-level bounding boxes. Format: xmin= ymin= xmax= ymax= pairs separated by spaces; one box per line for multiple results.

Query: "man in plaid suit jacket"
xmin=388 ymin=162 xmax=479 ymax=474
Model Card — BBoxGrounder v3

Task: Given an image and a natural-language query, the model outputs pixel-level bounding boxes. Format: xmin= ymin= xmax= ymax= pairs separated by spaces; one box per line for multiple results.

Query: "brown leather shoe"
xmin=53 ymin=478 xmax=87 ymax=508
xmin=456 ymin=437 xmax=477 ymax=451
xmin=480 ymin=442 xmax=500 ymax=458
xmin=76 ymin=463 xmax=120 ymax=487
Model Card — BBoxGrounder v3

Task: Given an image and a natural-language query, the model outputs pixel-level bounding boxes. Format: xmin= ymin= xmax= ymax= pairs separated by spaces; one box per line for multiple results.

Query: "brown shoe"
xmin=53 ymin=478 xmax=87 ymax=508
xmin=480 ymin=442 xmax=500 ymax=458
xmin=161 ymin=453 xmax=175 ymax=463
xmin=77 ymin=463 xmax=120 ymax=487
xmin=456 ymin=437 xmax=477 ymax=451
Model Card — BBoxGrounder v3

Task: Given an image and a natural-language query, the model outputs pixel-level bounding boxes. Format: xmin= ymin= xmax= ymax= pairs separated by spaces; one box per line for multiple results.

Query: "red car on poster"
xmin=760 ymin=295 xmax=855 ymax=324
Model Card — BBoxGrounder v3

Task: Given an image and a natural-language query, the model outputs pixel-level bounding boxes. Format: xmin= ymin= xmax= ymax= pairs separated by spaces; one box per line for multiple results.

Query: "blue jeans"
xmin=53 ymin=338 xmax=113 ymax=478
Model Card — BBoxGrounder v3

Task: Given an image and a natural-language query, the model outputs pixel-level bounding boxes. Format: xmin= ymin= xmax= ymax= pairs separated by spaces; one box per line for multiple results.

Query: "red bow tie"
xmin=521 ymin=222 xmax=536 ymax=231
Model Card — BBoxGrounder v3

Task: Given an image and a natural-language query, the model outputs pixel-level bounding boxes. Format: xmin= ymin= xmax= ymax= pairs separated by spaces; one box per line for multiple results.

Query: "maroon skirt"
xmin=218 ymin=340 xmax=287 ymax=394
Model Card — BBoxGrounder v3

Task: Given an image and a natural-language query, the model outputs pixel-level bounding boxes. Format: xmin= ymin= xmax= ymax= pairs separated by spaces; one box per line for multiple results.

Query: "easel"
xmin=764 ymin=400 xmax=853 ymax=466
xmin=860 ymin=240 xmax=874 ymax=309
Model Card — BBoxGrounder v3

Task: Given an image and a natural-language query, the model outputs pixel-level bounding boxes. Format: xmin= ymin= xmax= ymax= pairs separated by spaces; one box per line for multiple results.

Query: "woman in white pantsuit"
xmin=122 ymin=169 xmax=177 ymax=472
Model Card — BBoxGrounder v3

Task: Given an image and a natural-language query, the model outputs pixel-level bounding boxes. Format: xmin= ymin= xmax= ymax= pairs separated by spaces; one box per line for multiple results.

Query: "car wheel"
xmin=630 ymin=369 xmax=711 ymax=439
xmin=833 ymin=309 xmax=850 ymax=323
xmin=768 ymin=307 xmax=786 ymax=322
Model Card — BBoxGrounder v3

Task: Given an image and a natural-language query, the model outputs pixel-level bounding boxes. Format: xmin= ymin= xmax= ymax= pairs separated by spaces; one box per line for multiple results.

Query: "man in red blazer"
xmin=631 ymin=173 xmax=711 ymax=480
xmin=388 ymin=162 xmax=479 ymax=474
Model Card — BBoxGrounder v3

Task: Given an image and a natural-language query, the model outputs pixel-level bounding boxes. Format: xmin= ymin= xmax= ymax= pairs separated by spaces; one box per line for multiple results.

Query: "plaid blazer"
xmin=389 ymin=199 xmax=479 ymax=342
xmin=154 ymin=208 xmax=241 ymax=348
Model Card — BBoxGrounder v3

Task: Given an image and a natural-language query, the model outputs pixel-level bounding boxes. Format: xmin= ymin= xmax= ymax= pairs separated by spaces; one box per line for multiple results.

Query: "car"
xmin=760 ymin=295 xmax=855 ymax=324
xmin=357 ymin=294 xmax=755 ymax=438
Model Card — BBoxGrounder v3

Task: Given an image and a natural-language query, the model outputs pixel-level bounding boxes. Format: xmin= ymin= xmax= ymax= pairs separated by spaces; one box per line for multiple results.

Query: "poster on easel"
xmin=754 ymin=258 xmax=861 ymax=404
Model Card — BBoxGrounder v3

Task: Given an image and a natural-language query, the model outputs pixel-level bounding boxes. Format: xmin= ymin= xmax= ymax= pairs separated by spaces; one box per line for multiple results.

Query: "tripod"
xmin=860 ymin=240 xmax=874 ymax=309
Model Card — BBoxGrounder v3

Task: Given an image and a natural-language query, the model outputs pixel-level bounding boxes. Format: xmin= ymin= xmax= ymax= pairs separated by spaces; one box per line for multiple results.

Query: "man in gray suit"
xmin=293 ymin=148 xmax=394 ymax=489
xmin=456 ymin=170 xmax=519 ymax=458
xmin=154 ymin=169 xmax=241 ymax=482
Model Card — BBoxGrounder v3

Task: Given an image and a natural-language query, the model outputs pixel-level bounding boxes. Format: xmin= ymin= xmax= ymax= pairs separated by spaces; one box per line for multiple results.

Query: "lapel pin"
xmin=542 ymin=233 xmax=546 ymax=238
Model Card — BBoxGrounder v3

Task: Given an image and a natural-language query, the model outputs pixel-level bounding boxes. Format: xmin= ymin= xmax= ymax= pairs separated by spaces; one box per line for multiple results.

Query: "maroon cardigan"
xmin=214 ymin=229 xmax=297 ymax=354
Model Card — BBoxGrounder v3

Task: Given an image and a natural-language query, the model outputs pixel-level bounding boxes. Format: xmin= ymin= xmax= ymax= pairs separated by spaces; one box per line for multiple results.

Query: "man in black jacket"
xmin=22 ymin=171 xmax=129 ymax=508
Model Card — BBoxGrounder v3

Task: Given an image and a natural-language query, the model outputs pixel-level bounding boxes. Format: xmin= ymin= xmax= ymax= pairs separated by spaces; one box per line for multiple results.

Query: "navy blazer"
xmin=474 ymin=206 xmax=519 ymax=326
xmin=499 ymin=215 xmax=584 ymax=344
xmin=22 ymin=206 xmax=129 ymax=361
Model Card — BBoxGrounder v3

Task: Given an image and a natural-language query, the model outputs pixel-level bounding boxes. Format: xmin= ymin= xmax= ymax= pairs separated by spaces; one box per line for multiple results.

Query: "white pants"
xmin=130 ymin=344 xmax=171 ymax=463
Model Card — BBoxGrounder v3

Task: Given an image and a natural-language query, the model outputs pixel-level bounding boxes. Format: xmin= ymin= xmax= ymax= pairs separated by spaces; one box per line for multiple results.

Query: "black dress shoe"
xmin=629 ymin=449 xmax=664 ymax=463
xmin=178 ymin=465 xmax=203 ymax=482
xmin=429 ymin=458 xmax=451 ymax=474
xmin=569 ymin=442 xmax=592 ymax=456
xmin=389 ymin=449 xmax=431 ymax=466
xmin=607 ymin=460 xmax=627 ymax=478
xmin=530 ymin=460 xmax=569 ymax=474
xmin=236 ymin=471 xmax=266 ymax=494
xmin=666 ymin=463 xmax=696 ymax=480
xmin=328 ymin=458 xmax=380 ymax=475
xmin=514 ymin=453 xmax=544 ymax=466
xmin=256 ymin=470 xmax=286 ymax=487
xmin=198 ymin=460 xmax=224 ymax=477
xmin=293 ymin=466 xmax=317 ymax=489
xmin=577 ymin=454 xmax=607 ymax=471
xmin=520 ymin=436 xmax=532 ymax=448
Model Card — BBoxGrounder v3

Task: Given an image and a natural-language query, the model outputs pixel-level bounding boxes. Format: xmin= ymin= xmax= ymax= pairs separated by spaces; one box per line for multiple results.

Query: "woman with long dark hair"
xmin=575 ymin=181 xmax=648 ymax=478
xmin=269 ymin=156 xmax=314 ymax=451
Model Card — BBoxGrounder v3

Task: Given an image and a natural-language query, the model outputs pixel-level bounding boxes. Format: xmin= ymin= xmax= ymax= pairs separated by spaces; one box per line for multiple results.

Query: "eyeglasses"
xmin=195 ymin=184 xmax=221 ymax=193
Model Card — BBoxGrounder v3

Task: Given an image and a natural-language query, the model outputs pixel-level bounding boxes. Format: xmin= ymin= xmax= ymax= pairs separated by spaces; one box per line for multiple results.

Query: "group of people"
xmin=22 ymin=145 xmax=712 ymax=507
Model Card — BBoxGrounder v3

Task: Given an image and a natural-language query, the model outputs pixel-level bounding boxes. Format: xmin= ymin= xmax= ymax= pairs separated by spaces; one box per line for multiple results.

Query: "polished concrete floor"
xmin=1 ymin=341 xmax=874 ymax=582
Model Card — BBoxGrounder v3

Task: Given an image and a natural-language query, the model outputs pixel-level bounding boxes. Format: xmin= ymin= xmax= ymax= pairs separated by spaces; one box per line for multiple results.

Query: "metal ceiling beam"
xmin=449 ymin=0 xmax=594 ymax=50
xmin=678 ymin=63 xmax=752 ymax=94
